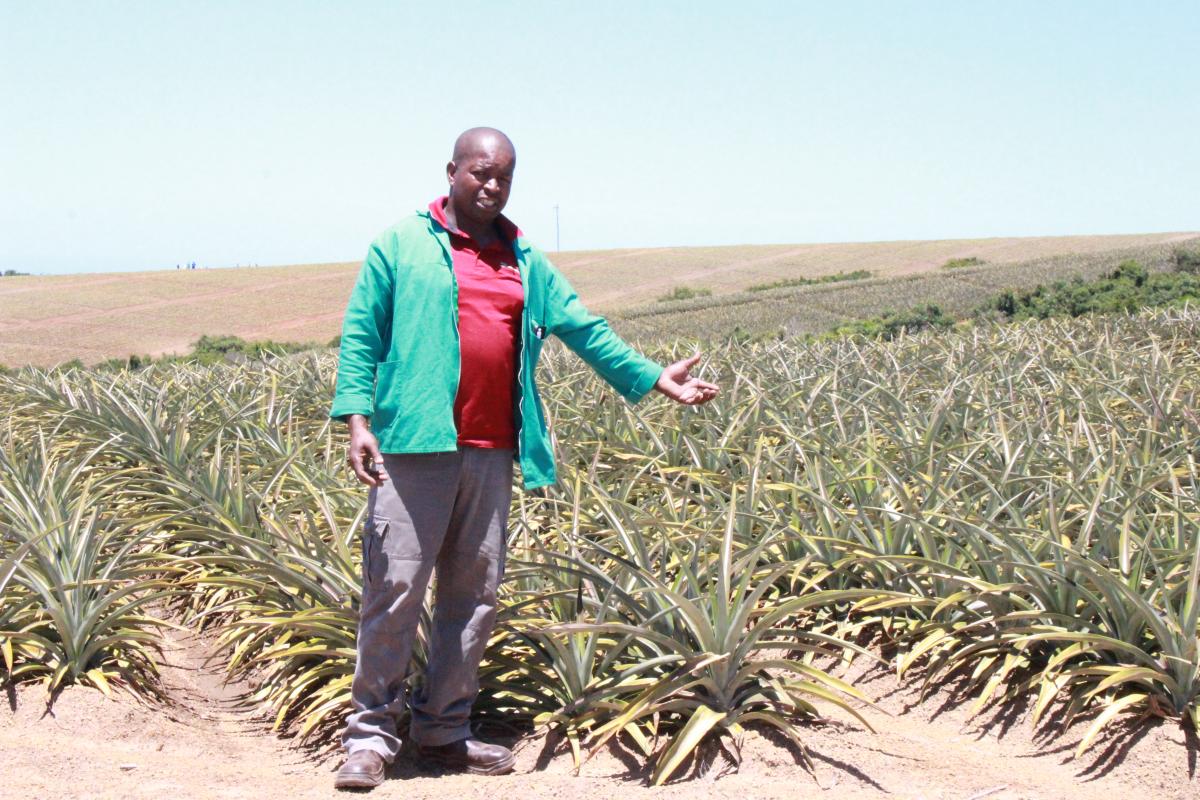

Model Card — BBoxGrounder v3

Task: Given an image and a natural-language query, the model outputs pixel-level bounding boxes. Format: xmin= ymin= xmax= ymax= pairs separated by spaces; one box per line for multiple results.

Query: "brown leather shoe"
xmin=417 ymin=738 xmax=516 ymax=775
xmin=334 ymin=749 xmax=386 ymax=790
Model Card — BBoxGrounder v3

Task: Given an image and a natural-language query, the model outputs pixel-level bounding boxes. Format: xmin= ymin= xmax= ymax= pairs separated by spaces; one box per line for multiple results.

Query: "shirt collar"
xmin=429 ymin=195 xmax=522 ymax=244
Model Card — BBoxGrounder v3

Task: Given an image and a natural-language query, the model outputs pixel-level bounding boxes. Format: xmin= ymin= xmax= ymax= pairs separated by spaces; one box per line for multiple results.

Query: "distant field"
xmin=612 ymin=236 xmax=1200 ymax=342
xmin=555 ymin=232 xmax=1199 ymax=308
xmin=0 ymin=231 xmax=1195 ymax=367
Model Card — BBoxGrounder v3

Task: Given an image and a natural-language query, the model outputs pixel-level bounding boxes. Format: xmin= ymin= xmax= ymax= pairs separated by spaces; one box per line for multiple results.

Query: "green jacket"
xmin=329 ymin=208 xmax=664 ymax=489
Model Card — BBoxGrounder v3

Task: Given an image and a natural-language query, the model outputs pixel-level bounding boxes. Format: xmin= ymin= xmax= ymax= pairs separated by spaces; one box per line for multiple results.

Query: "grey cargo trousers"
xmin=342 ymin=448 xmax=512 ymax=760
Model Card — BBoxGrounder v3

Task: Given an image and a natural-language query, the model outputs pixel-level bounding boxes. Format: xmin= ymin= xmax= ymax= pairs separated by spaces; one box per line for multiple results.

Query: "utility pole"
xmin=554 ymin=204 xmax=560 ymax=252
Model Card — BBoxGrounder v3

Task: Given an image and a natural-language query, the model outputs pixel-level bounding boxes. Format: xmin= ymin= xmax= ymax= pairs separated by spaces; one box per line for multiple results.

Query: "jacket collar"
xmin=418 ymin=208 xmax=454 ymax=265
xmin=417 ymin=206 xmax=532 ymax=260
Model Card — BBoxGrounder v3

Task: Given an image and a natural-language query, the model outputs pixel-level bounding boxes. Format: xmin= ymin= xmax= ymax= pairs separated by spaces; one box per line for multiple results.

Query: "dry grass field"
xmin=0 ymin=231 xmax=1195 ymax=367
xmin=555 ymin=231 xmax=1199 ymax=307
xmin=613 ymin=235 xmax=1200 ymax=341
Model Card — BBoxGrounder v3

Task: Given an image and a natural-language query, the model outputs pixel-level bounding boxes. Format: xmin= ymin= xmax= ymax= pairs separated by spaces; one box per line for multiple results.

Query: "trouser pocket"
xmin=362 ymin=516 xmax=390 ymax=591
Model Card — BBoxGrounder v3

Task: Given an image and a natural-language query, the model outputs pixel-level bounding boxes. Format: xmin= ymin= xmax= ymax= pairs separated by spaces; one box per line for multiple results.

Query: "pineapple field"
xmin=2 ymin=305 xmax=1199 ymax=799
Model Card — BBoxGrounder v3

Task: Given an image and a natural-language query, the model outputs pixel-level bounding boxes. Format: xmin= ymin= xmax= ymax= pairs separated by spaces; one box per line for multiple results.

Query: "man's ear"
xmin=446 ymin=160 xmax=457 ymax=186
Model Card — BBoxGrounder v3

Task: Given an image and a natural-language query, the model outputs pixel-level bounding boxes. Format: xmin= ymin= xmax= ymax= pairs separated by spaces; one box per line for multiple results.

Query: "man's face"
xmin=446 ymin=139 xmax=515 ymax=228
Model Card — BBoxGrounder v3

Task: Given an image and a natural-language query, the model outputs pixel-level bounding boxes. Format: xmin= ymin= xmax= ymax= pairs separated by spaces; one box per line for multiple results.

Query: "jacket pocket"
xmin=528 ymin=312 xmax=548 ymax=380
xmin=523 ymin=321 xmax=547 ymax=432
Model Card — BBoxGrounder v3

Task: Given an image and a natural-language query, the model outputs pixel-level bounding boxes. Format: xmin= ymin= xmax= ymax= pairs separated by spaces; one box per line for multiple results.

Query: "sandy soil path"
xmin=2 ymin=626 xmax=1194 ymax=800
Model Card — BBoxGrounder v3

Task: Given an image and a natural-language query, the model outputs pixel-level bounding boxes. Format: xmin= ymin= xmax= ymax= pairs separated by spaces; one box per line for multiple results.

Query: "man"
xmin=329 ymin=127 xmax=718 ymax=790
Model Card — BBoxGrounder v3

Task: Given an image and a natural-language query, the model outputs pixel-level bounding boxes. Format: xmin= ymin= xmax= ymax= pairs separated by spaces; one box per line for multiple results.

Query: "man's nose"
xmin=484 ymin=177 xmax=500 ymax=192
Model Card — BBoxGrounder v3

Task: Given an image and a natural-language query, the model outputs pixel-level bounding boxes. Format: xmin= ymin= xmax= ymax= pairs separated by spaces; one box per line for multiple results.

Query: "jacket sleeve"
xmin=544 ymin=261 xmax=663 ymax=403
xmin=329 ymin=242 xmax=394 ymax=421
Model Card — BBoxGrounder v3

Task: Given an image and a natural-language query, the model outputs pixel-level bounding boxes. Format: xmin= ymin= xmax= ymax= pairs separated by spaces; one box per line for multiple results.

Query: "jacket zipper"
xmin=429 ymin=216 xmax=462 ymax=447
xmin=515 ymin=243 xmax=530 ymax=462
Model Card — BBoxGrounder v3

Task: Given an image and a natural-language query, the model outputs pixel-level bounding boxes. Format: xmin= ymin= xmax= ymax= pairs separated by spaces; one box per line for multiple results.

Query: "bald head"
xmin=451 ymin=127 xmax=515 ymax=163
xmin=445 ymin=127 xmax=517 ymax=234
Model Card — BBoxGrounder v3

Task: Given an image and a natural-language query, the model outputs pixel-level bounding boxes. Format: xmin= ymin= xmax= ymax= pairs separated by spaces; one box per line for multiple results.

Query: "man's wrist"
xmin=347 ymin=413 xmax=370 ymax=431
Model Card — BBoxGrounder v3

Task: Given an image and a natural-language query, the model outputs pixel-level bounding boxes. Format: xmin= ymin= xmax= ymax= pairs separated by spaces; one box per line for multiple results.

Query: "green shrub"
xmin=941 ymin=256 xmax=984 ymax=270
xmin=1107 ymin=259 xmax=1148 ymax=286
xmin=831 ymin=304 xmax=955 ymax=340
xmin=190 ymin=334 xmax=317 ymax=364
xmin=746 ymin=270 xmax=872 ymax=292
xmin=1174 ymin=248 xmax=1200 ymax=274
xmin=51 ymin=335 xmax=327 ymax=372
xmin=192 ymin=334 xmax=251 ymax=360
xmin=984 ymin=260 xmax=1199 ymax=321
xmin=657 ymin=286 xmax=712 ymax=303
xmin=95 ymin=354 xmax=154 ymax=372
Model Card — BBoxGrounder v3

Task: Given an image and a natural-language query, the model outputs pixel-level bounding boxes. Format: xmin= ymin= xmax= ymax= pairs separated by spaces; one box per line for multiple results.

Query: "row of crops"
xmin=2 ymin=306 xmax=1198 ymax=783
xmin=613 ymin=238 xmax=1196 ymax=340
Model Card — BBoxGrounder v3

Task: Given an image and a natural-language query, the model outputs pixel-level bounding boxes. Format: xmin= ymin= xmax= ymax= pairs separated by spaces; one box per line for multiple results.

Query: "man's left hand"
xmin=654 ymin=353 xmax=720 ymax=406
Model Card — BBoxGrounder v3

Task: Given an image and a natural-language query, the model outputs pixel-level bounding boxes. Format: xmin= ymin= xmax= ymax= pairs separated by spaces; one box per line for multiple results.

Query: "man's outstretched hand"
xmin=654 ymin=353 xmax=720 ymax=406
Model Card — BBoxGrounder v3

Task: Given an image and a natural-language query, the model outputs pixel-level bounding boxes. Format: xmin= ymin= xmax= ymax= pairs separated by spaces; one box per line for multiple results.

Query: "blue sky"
xmin=2 ymin=1 xmax=1197 ymax=275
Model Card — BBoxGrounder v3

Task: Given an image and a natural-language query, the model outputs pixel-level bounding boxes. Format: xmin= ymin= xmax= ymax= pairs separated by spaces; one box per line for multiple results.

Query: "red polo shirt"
xmin=429 ymin=196 xmax=524 ymax=449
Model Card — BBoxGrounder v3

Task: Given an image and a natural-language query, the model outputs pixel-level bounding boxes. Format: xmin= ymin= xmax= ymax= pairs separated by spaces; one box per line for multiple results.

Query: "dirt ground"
xmin=1 ymin=627 xmax=1195 ymax=800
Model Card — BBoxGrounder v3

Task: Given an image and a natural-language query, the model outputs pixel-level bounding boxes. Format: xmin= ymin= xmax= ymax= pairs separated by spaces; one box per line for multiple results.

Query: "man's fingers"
xmin=683 ymin=383 xmax=718 ymax=406
xmin=347 ymin=440 xmax=385 ymax=487
xmin=369 ymin=446 xmax=389 ymax=482
xmin=349 ymin=457 xmax=377 ymax=487
xmin=655 ymin=360 xmax=718 ymax=406
xmin=353 ymin=463 xmax=377 ymax=487
xmin=667 ymin=354 xmax=700 ymax=377
xmin=368 ymin=444 xmax=385 ymax=469
xmin=681 ymin=377 xmax=719 ymax=394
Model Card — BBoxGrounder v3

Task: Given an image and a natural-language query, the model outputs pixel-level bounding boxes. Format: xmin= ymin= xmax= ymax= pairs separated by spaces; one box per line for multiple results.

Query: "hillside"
xmin=0 ymin=232 xmax=1195 ymax=367
xmin=612 ymin=235 xmax=1200 ymax=342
